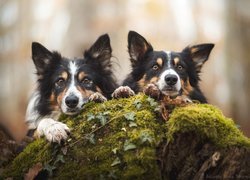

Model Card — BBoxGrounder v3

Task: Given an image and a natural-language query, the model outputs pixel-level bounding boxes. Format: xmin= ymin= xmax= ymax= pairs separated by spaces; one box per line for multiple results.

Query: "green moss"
xmin=167 ymin=104 xmax=250 ymax=147
xmin=3 ymin=139 xmax=49 ymax=178
xmin=2 ymin=95 xmax=250 ymax=179
xmin=2 ymin=94 xmax=164 ymax=179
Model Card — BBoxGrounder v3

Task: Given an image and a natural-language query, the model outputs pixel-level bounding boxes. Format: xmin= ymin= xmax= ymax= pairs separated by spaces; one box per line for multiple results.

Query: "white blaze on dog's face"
xmin=60 ymin=61 xmax=87 ymax=115
xmin=157 ymin=51 xmax=182 ymax=96
xmin=30 ymin=34 xmax=115 ymax=116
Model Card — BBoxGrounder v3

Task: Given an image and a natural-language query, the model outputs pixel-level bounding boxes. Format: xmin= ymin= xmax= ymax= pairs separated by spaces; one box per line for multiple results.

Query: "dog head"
xmin=32 ymin=34 xmax=117 ymax=115
xmin=127 ymin=31 xmax=214 ymax=98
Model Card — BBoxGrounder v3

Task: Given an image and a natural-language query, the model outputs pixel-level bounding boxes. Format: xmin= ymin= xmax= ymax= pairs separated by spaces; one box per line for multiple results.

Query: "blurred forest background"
xmin=0 ymin=0 xmax=249 ymax=140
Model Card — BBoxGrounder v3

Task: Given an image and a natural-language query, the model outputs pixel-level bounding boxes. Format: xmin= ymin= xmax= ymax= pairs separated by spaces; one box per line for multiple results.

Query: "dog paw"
xmin=175 ymin=95 xmax=192 ymax=103
xmin=37 ymin=118 xmax=70 ymax=144
xmin=143 ymin=84 xmax=161 ymax=100
xmin=89 ymin=92 xmax=107 ymax=103
xmin=112 ymin=86 xmax=135 ymax=98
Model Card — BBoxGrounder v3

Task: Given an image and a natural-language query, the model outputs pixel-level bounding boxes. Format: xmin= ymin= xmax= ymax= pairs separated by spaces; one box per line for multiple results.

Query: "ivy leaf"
xmin=129 ymin=122 xmax=137 ymax=127
xmin=61 ymin=146 xmax=68 ymax=155
xmin=54 ymin=154 xmax=65 ymax=164
xmin=103 ymin=111 xmax=111 ymax=116
xmin=86 ymin=134 xmax=96 ymax=144
xmin=87 ymin=113 xmax=95 ymax=121
xmin=133 ymin=99 xmax=142 ymax=110
xmin=43 ymin=164 xmax=56 ymax=176
xmin=123 ymin=140 xmax=137 ymax=151
xmin=139 ymin=131 xmax=153 ymax=144
xmin=97 ymin=114 xmax=107 ymax=125
xmin=111 ymin=157 xmax=121 ymax=167
xmin=112 ymin=148 xmax=118 ymax=155
xmin=124 ymin=112 xmax=135 ymax=121
xmin=154 ymin=106 xmax=160 ymax=112
xmin=147 ymin=97 xmax=158 ymax=107
xmin=108 ymin=170 xmax=118 ymax=179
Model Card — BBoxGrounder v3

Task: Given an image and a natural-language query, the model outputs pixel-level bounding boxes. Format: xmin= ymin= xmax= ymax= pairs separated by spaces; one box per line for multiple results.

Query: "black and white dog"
xmin=26 ymin=34 xmax=117 ymax=143
xmin=113 ymin=31 xmax=214 ymax=103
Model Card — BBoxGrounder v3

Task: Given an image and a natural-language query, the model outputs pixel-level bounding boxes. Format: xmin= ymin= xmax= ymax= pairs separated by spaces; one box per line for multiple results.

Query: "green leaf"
xmin=123 ymin=140 xmax=137 ymax=151
xmin=133 ymin=99 xmax=142 ymax=109
xmin=124 ymin=112 xmax=135 ymax=121
xmin=87 ymin=113 xmax=95 ymax=121
xmin=129 ymin=122 xmax=137 ymax=127
xmin=154 ymin=107 xmax=161 ymax=112
xmin=111 ymin=157 xmax=121 ymax=167
xmin=112 ymin=148 xmax=118 ymax=154
xmin=86 ymin=134 xmax=96 ymax=144
xmin=103 ymin=111 xmax=111 ymax=116
xmin=43 ymin=164 xmax=56 ymax=176
xmin=139 ymin=131 xmax=153 ymax=144
xmin=54 ymin=154 xmax=65 ymax=164
xmin=146 ymin=97 xmax=158 ymax=107
xmin=96 ymin=114 xmax=107 ymax=125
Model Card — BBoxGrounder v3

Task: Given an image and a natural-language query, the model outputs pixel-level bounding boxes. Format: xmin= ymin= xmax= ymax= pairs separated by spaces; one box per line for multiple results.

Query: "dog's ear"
xmin=128 ymin=31 xmax=153 ymax=65
xmin=32 ymin=42 xmax=54 ymax=74
xmin=84 ymin=34 xmax=112 ymax=68
xmin=186 ymin=43 xmax=214 ymax=72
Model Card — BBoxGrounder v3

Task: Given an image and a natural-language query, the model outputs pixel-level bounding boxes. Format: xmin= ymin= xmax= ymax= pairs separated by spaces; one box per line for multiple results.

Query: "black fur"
xmin=123 ymin=31 xmax=214 ymax=103
xmin=32 ymin=34 xmax=117 ymax=116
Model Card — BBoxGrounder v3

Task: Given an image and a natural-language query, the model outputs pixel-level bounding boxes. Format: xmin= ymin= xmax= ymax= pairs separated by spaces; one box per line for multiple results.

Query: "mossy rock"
xmin=2 ymin=94 xmax=250 ymax=179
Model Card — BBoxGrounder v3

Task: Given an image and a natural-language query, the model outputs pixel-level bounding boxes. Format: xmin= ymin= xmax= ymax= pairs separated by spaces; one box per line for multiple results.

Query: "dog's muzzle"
xmin=157 ymin=69 xmax=181 ymax=97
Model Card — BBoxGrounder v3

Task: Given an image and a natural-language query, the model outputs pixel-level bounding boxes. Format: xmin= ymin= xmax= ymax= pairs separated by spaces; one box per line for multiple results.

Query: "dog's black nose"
xmin=165 ymin=74 xmax=178 ymax=86
xmin=65 ymin=95 xmax=79 ymax=108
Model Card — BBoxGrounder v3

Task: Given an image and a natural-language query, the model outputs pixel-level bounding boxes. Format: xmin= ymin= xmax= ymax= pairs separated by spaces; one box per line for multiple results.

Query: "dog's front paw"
xmin=89 ymin=92 xmax=107 ymax=103
xmin=37 ymin=118 xmax=70 ymax=144
xmin=143 ymin=83 xmax=161 ymax=100
xmin=112 ymin=86 xmax=135 ymax=99
xmin=175 ymin=95 xmax=192 ymax=103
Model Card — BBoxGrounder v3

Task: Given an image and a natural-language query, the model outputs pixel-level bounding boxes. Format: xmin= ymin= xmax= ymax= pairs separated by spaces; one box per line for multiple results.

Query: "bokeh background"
xmin=0 ymin=0 xmax=249 ymax=140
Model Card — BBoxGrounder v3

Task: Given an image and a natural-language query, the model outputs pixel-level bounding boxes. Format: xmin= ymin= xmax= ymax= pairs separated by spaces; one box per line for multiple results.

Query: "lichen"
xmin=2 ymin=95 xmax=250 ymax=179
xmin=167 ymin=104 xmax=250 ymax=147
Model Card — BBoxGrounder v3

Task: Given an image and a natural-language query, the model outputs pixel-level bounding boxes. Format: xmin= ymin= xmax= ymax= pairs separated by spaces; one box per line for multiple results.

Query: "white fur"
xmin=25 ymin=91 xmax=41 ymax=129
xmin=157 ymin=69 xmax=181 ymax=96
xmin=111 ymin=86 xmax=135 ymax=98
xmin=25 ymin=90 xmax=68 ymax=143
xmin=61 ymin=61 xmax=86 ymax=114
xmin=37 ymin=118 xmax=70 ymax=143
xmin=165 ymin=51 xmax=172 ymax=68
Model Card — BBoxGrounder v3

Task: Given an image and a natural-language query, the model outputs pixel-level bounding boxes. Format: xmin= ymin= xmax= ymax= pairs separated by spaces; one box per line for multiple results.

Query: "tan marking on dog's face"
xmin=78 ymin=71 xmax=86 ymax=81
xmin=156 ymin=58 xmax=163 ymax=67
xmin=181 ymin=78 xmax=193 ymax=96
xmin=49 ymin=92 xmax=60 ymax=111
xmin=76 ymin=85 xmax=95 ymax=98
xmin=173 ymin=57 xmax=180 ymax=66
xmin=56 ymin=88 xmax=68 ymax=108
xmin=95 ymin=86 xmax=103 ymax=94
xmin=61 ymin=71 xmax=68 ymax=80
xmin=149 ymin=76 xmax=159 ymax=84
xmin=137 ymin=74 xmax=147 ymax=91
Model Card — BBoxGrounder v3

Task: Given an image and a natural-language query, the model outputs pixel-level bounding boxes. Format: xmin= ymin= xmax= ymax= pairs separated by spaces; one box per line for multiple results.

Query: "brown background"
xmin=0 ymin=0 xmax=249 ymax=139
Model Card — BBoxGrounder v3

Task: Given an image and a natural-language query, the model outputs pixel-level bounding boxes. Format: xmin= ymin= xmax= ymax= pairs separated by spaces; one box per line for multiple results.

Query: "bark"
xmin=158 ymin=132 xmax=250 ymax=180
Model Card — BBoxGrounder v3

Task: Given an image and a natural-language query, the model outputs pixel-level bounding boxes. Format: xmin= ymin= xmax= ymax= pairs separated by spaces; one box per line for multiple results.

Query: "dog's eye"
xmin=152 ymin=64 xmax=159 ymax=70
xmin=81 ymin=78 xmax=92 ymax=85
xmin=55 ymin=78 xmax=65 ymax=88
xmin=177 ymin=65 xmax=183 ymax=70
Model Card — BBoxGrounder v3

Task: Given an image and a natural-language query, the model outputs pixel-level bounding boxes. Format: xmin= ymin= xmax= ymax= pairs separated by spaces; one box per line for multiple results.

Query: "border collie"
xmin=112 ymin=31 xmax=214 ymax=103
xmin=26 ymin=34 xmax=117 ymax=143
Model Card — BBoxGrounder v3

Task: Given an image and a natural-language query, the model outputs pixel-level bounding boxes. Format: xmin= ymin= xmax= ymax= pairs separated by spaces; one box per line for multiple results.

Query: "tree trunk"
xmin=159 ymin=132 xmax=250 ymax=179
xmin=1 ymin=94 xmax=250 ymax=179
